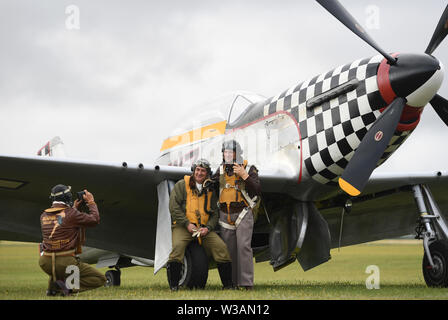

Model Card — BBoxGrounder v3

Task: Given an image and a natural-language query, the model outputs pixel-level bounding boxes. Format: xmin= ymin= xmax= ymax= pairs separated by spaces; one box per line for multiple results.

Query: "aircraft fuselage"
xmin=156 ymin=53 xmax=444 ymax=201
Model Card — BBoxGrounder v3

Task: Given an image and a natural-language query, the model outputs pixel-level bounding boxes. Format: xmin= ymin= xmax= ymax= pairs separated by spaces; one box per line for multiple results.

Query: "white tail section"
xmin=37 ymin=136 xmax=66 ymax=158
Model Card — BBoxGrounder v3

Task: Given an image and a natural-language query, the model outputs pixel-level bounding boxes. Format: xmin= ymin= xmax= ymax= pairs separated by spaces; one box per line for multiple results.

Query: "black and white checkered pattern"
xmin=263 ymin=54 xmax=414 ymax=186
xmin=377 ymin=130 xmax=412 ymax=166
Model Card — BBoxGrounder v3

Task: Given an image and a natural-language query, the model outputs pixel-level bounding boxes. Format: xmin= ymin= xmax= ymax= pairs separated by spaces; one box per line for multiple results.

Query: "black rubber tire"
xmin=423 ymin=240 xmax=448 ymax=287
xmin=179 ymin=241 xmax=209 ymax=289
xmin=105 ymin=269 xmax=121 ymax=287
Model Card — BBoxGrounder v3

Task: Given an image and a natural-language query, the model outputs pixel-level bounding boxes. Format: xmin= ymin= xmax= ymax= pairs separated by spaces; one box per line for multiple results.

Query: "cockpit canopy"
xmin=162 ymin=91 xmax=266 ymax=152
xmin=226 ymin=91 xmax=267 ymax=125
xmin=172 ymin=91 xmax=266 ymax=134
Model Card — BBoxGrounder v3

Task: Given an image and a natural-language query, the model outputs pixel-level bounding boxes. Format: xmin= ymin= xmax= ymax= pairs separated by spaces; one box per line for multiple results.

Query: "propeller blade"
xmin=339 ymin=98 xmax=406 ymax=196
xmin=425 ymin=4 xmax=448 ymax=55
xmin=316 ymin=0 xmax=396 ymax=65
xmin=430 ymin=94 xmax=448 ymax=126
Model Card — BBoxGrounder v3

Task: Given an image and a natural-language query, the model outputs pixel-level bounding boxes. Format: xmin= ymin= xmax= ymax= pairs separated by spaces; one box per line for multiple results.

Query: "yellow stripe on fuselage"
xmin=160 ymin=120 xmax=227 ymax=152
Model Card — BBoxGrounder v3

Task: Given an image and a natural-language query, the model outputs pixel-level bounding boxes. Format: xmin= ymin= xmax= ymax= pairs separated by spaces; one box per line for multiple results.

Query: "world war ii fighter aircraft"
xmin=1 ymin=0 xmax=448 ymax=288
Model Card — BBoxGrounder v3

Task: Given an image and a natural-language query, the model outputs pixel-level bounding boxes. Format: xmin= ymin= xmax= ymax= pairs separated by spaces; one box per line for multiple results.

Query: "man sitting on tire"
xmin=167 ymin=159 xmax=233 ymax=291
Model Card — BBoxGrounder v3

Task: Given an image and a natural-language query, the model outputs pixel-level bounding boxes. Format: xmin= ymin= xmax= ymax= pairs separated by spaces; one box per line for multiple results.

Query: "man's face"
xmin=223 ymin=149 xmax=235 ymax=164
xmin=194 ymin=166 xmax=208 ymax=184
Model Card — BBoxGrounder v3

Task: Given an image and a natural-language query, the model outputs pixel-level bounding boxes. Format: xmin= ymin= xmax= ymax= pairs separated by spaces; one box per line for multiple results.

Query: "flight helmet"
xmin=221 ymin=139 xmax=243 ymax=163
xmin=191 ymin=158 xmax=212 ymax=176
xmin=50 ymin=184 xmax=73 ymax=205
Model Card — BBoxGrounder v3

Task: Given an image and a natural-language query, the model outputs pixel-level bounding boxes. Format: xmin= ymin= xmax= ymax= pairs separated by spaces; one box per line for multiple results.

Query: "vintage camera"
xmin=76 ymin=191 xmax=86 ymax=202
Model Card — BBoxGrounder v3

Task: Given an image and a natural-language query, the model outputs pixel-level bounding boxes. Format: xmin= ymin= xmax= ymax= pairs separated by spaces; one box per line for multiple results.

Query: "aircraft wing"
xmin=320 ymin=170 xmax=448 ymax=248
xmin=365 ymin=170 xmax=448 ymax=194
xmin=0 ymin=154 xmax=190 ymax=259
xmin=0 ymin=153 xmax=295 ymax=261
xmin=3 ymin=151 xmax=448 ymax=261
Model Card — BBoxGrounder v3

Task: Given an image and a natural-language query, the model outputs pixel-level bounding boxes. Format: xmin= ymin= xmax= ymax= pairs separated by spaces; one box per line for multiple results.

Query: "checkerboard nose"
xmin=389 ymin=53 xmax=443 ymax=107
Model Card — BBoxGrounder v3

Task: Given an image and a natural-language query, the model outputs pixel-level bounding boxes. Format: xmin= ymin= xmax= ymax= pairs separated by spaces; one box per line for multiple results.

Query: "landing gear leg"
xmin=413 ymin=185 xmax=448 ymax=287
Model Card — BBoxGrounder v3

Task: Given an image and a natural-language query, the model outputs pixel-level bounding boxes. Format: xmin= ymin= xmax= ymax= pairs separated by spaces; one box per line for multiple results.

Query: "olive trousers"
xmin=39 ymin=255 xmax=106 ymax=292
xmin=168 ymin=225 xmax=231 ymax=264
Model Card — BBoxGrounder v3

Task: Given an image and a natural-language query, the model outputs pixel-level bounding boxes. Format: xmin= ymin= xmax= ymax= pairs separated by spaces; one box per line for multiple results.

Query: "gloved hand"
xmin=199 ymin=227 xmax=209 ymax=237
xmin=187 ymin=223 xmax=198 ymax=234
xmin=82 ymin=190 xmax=95 ymax=204
xmin=233 ymin=164 xmax=249 ymax=180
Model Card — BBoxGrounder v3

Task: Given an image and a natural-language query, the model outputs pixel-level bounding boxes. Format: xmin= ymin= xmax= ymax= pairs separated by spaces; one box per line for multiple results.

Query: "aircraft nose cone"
xmin=389 ymin=53 xmax=444 ymax=107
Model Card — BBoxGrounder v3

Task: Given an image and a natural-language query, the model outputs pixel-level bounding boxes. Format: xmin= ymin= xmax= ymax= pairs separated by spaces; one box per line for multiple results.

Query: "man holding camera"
xmin=39 ymin=185 xmax=106 ymax=296
xmin=167 ymin=159 xmax=233 ymax=291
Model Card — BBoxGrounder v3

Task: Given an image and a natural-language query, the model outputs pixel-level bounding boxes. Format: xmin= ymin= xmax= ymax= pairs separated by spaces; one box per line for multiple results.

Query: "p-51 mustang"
xmin=1 ymin=1 xmax=448 ymax=288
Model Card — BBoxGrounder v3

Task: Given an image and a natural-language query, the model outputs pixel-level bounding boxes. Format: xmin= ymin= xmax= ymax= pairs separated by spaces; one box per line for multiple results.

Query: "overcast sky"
xmin=0 ymin=0 xmax=447 ymax=174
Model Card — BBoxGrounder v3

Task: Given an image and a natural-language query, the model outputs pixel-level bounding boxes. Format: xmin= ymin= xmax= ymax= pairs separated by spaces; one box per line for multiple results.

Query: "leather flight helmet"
xmin=50 ymin=184 xmax=73 ymax=205
xmin=191 ymin=158 xmax=212 ymax=176
xmin=221 ymin=139 xmax=243 ymax=163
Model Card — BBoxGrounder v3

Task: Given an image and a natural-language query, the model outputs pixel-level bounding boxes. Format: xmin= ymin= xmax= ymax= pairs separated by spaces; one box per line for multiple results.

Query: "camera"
xmin=76 ymin=191 xmax=86 ymax=202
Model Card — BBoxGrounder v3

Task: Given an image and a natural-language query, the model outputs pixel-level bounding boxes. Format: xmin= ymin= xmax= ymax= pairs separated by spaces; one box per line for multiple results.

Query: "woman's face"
xmin=223 ymin=149 xmax=235 ymax=164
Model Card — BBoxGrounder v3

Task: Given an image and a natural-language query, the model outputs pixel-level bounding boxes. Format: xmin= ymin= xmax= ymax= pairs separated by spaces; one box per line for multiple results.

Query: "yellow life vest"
xmin=219 ymin=160 xmax=249 ymax=209
xmin=184 ymin=175 xmax=212 ymax=226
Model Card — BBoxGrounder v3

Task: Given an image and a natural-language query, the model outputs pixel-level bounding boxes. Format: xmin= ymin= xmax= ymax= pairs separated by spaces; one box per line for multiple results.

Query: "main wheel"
xmin=422 ymin=240 xmax=448 ymax=287
xmin=105 ymin=269 xmax=121 ymax=287
xmin=179 ymin=241 xmax=209 ymax=289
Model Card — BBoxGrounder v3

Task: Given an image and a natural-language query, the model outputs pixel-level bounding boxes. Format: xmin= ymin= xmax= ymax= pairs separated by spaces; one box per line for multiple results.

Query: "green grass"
xmin=1 ymin=240 xmax=447 ymax=300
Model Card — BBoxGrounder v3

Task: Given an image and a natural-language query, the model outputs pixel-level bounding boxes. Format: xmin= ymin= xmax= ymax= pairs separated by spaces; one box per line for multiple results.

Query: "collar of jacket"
xmin=44 ymin=202 xmax=69 ymax=213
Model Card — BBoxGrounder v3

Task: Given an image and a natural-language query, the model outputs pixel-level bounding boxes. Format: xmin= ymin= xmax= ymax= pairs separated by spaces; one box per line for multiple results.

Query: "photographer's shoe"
xmin=46 ymin=289 xmax=58 ymax=296
xmin=55 ymin=280 xmax=71 ymax=296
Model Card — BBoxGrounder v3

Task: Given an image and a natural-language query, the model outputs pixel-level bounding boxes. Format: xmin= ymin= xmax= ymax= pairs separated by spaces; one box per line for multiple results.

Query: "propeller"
xmin=316 ymin=0 xmax=396 ymax=65
xmin=430 ymin=94 xmax=448 ymax=126
xmin=339 ymin=98 xmax=406 ymax=196
xmin=425 ymin=4 xmax=448 ymax=55
xmin=316 ymin=1 xmax=448 ymax=196
xmin=425 ymin=4 xmax=448 ymax=134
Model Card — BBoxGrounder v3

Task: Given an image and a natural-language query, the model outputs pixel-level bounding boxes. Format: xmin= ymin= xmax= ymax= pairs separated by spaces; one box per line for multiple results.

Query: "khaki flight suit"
xmin=168 ymin=176 xmax=231 ymax=264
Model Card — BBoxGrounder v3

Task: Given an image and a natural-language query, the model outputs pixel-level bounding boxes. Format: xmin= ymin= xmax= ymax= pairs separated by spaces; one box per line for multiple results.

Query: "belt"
xmin=43 ymin=249 xmax=76 ymax=257
xmin=219 ymin=207 xmax=250 ymax=231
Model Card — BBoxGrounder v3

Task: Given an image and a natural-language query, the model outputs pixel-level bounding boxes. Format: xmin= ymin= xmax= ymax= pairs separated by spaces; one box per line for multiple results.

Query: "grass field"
xmin=1 ymin=240 xmax=448 ymax=300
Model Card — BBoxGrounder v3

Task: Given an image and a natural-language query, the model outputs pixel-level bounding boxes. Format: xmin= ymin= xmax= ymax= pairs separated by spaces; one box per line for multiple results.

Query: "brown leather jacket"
xmin=40 ymin=202 xmax=100 ymax=253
